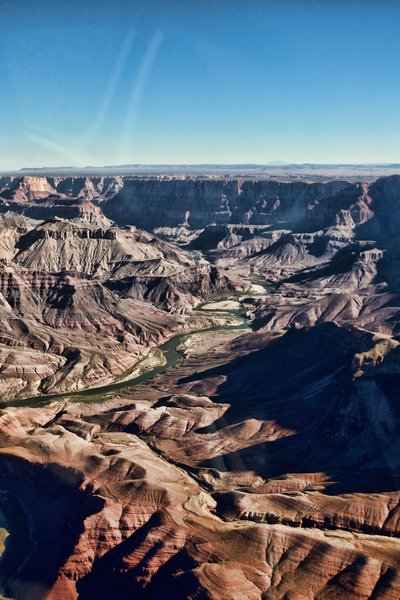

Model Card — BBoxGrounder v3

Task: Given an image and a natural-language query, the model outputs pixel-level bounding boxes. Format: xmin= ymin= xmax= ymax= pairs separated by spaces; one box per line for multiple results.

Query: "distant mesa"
xmin=20 ymin=166 xmax=75 ymax=171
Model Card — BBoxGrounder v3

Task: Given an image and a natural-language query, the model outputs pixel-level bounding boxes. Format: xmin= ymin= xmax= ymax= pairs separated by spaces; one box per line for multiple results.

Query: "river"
xmin=3 ymin=280 xmax=273 ymax=410
xmin=0 ymin=279 xmax=273 ymax=588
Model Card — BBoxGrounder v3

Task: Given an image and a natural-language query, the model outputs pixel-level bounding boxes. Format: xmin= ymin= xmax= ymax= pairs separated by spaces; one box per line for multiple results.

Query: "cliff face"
xmin=1 ymin=175 xmax=400 ymax=235
xmin=0 ymin=174 xmax=400 ymax=598
xmin=0 ymin=175 xmax=349 ymax=230
xmin=103 ymin=177 xmax=349 ymax=229
xmin=0 ymin=176 xmax=119 ymax=226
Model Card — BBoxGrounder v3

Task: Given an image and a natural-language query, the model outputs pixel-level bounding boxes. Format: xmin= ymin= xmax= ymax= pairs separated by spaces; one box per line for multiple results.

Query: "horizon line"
xmin=2 ymin=161 xmax=400 ymax=172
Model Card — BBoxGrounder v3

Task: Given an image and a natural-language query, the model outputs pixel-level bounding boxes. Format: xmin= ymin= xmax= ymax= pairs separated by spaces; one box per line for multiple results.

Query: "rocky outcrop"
xmin=107 ymin=263 xmax=241 ymax=311
xmin=1 ymin=175 xmax=399 ymax=238
xmin=13 ymin=219 xmax=195 ymax=280
xmin=0 ymin=176 xmax=349 ymax=231
xmin=0 ymin=216 xmax=240 ymax=400
xmin=0 ymin=177 xmax=115 ymax=226
xmin=1 ymin=320 xmax=400 ymax=597
xmin=0 ymin=174 xmax=400 ymax=597
xmin=0 ymin=264 xmax=185 ymax=399
xmin=2 ymin=423 xmax=399 ymax=600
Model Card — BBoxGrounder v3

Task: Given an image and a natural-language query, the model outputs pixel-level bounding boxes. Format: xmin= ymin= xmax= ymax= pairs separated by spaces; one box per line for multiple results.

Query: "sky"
xmin=0 ymin=0 xmax=399 ymax=169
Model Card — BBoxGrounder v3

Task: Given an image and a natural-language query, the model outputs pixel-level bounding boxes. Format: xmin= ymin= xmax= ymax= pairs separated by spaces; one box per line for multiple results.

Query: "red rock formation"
xmin=1 ymin=320 xmax=400 ymax=598
xmin=0 ymin=174 xmax=399 ymax=597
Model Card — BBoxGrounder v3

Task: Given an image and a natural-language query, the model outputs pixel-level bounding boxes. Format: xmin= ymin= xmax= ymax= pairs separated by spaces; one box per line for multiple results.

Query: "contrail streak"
xmin=119 ymin=30 xmax=164 ymax=160
xmin=24 ymin=130 xmax=90 ymax=167
xmin=87 ymin=28 xmax=136 ymax=142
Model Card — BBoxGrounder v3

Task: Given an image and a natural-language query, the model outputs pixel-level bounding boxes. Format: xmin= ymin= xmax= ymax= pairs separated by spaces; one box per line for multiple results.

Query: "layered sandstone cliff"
xmin=0 ymin=174 xmax=399 ymax=598
xmin=0 ymin=216 xmax=240 ymax=400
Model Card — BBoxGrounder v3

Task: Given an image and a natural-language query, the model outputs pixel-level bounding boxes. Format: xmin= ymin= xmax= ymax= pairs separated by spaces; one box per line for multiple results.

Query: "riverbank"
xmin=3 ymin=278 xmax=273 ymax=410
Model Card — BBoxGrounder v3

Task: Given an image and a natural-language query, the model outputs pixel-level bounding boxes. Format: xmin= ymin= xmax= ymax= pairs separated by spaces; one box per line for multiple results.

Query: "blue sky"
xmin=1 ymin=0 xmax=399 ymax=168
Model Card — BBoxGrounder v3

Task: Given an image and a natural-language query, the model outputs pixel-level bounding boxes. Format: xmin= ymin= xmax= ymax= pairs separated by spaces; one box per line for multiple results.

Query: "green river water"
xmin=3 ymin=281 xmax=273 ymax=410
xmin=0 ymin=280 xmax=273 ymax=594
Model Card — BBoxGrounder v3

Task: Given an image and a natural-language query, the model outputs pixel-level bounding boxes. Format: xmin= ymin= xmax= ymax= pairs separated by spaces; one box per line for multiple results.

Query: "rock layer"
xmin=0 ymin=216 xmax=240 ymax=400
xmin=0 ymin=174 xmax=399 ymax=598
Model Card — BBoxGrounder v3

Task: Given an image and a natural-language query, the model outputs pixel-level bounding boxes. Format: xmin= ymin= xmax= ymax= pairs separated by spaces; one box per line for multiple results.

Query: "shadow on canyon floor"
xmin=76 ymin=510 xmax=202 ymax=600
xmin=177 ymin=322 xmax=400 ymax=495
xmin=0 ymin=459 xmax=104 ymax=600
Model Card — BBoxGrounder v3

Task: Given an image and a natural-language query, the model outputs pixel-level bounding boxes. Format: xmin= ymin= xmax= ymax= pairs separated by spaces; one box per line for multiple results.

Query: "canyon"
xmin=0 ymin=174 xmax=399 ymax=599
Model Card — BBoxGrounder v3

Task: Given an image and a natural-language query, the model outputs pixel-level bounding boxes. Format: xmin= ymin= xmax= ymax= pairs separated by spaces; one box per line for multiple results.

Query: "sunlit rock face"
xmin=0 ymin=215 xmax=240 ymax=401
xmin=0 ymin=175 xmax=399 ymax=598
